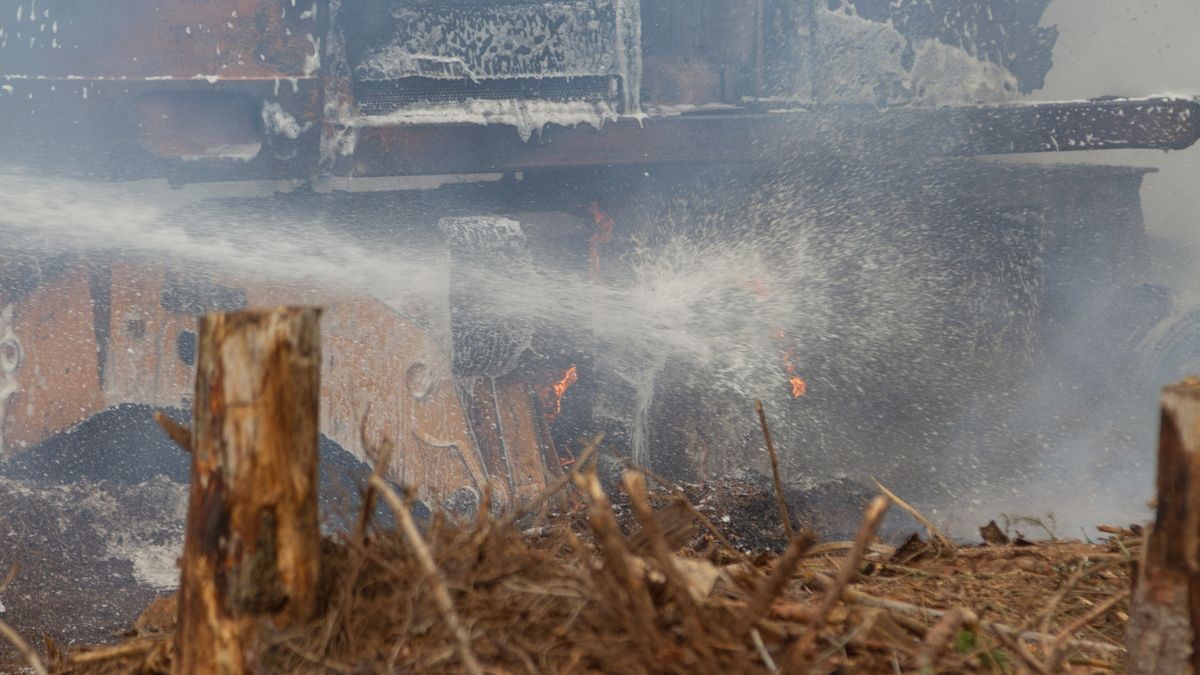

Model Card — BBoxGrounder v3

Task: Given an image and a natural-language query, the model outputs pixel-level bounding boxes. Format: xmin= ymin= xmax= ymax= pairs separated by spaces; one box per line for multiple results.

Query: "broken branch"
xmin=371 ymin=475 xmax=484 ymax=675
xmin=756 ymin=400 xmax=795 ymax=542
xmin=872 ymin=479 xmax=955 ymax=555
xmin=153 ymin=410 xmax=191 ymax=453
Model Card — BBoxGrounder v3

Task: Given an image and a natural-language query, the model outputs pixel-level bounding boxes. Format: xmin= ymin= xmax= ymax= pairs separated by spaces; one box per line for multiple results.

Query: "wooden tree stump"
xmin=1127 ymin=377 xmax=1200 ymax=674
xmin=174 ymin=308 xmax=322 ymax=674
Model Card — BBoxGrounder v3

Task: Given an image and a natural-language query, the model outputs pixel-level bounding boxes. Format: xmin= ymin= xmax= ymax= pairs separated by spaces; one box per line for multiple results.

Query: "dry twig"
xmin=0 ymin=565 xmax=48 ymax=675
xmin=315 ymin=420 xmax=398 ymax=657
xmin=750 ymin=628 xmax=778 ymax=673
xmin=371 ymin=475 xmax=484 ymax=675
xmin=989 ymin=624 xmax=1052 ymax=675
xmin=153 ymin=410 xmax=192 ymax=452
xmin=755 ymin=400 xmax=795 ymax=541
xmin=917 ymin=607 xmax=977 ymax=671
xmin=0 ymin=565 xmax=17 ymax=595
xmin=68 ymin=638 xmax=164 ymax=666
xmin=743 ymin=529 xmax=817 ymax=626
xmin=623 ymin=471 xmax=719 ymax=673
xmin=573 ymin=469 xmax=662 ymax=659
xmin=356 ymin=419 xmax=396 ymax=542
xmin=872 ymin=479 xmax=955 ymax=555
xmin=0 ymin=618 xmax=49 ymax=675
xmin=1045 ymin=588 xmax=1130 ymax=670
xmin=606 ymin=448 xmax=757 ymax=568
xmin=806 ymin=540 xmax=896 ymax=559
xmin=787 ymin=495 xmax=890 ymax=667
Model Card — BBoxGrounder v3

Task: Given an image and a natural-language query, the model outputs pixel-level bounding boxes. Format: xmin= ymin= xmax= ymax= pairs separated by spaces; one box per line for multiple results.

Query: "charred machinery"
xmin=0 ymin=0 xmax=1199 ymax=508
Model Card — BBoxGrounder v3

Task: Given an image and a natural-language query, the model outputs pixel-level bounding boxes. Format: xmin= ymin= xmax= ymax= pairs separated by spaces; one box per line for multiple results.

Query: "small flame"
xmin=789 ymin=376 xmax=807 ymax=398
xmin=588 ymin=202 xmax=614 ymax=279
xmin=779 ymin=342 xmax=807 ymax=398
xmin=552 ymin=364 xmax=578 ymax=415
xmin=540 ymin=365 xmax=580 ymax=425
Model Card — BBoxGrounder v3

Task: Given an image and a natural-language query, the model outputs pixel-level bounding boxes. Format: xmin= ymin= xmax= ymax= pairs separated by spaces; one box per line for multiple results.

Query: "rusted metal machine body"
xmin=0 ymin=257 xmax=558 ymax=508
xmin=0 ymin=0 xmax=1196 ymax=182
xmin=1 ymin=0 xmax=1199 ymax=505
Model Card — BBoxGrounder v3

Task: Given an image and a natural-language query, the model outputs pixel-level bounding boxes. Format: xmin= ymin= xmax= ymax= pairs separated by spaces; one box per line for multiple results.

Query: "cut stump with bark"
xmin=173 ymin=308 xmax=322 ymax=675
xmin=1127 ymin=377 xmax=1200 ymax=675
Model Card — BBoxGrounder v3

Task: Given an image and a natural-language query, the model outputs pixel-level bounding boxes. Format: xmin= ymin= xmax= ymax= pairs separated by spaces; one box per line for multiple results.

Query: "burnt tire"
xmin=1141 ymin=301 xmax=1200 ymax=389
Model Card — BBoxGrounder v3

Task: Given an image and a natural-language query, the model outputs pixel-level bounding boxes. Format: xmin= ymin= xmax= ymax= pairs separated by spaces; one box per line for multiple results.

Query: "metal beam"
xmin=347 ymin=97 xmax=1200 ymax=177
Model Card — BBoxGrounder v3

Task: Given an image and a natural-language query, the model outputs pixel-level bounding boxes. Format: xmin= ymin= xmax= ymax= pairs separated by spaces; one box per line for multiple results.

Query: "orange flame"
xmin=588 ymin=202 xmax=614 ymax=279
xmin=789 ymin=376 xmax=807 ymax=398
xmin=551 ymin=364 xmax=578 ymax=415
xmin=552 ymin=365 xmax=576 ymax=408
xmin=780 ymin=343 xmax=807 ymax=399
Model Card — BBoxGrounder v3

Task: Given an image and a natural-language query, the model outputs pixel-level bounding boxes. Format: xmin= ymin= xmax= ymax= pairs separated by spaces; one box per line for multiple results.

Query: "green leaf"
xmin=953 ymin=629 xmax=976 ymax=653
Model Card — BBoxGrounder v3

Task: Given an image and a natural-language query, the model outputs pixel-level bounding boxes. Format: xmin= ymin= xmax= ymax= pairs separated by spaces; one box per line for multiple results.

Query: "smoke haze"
xmin=938 ymin=0 xmax=1200 ymax=537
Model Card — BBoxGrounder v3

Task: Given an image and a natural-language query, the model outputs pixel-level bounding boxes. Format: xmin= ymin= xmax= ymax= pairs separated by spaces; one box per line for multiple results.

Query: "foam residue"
xmin=179 ymin=142 xmax=262 ymax=163
xmin=354 ymin=2 xmax=621 ymax=82
xmin=262 ymin=101 xmax=313 ymax=140
xmin=353 ymin=98 xmax=620 ymax=142
xmin=815 ymin=8 xmax=1019 ymax=106
xmin=347 ymin=0 xmax=638 ymax=140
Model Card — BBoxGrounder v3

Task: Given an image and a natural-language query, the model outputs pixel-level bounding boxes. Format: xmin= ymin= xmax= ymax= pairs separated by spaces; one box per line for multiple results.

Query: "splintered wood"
xmin=1125 ymin=377 xmax=1200 ymax=675
xmin=174 ymin=308 xmax=322 ymax=675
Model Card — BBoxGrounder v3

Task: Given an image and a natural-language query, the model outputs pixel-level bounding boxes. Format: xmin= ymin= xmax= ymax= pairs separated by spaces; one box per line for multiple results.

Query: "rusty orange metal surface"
xmin=0 ymin=0 xmax=320 ymax=79
xmin=298 ymin=291 xmax=485 ymax=506
xmin=2 ymin=268 xmax=105 ymax=449
xmin=464 ymin=376 xmax=554 ymax=506
xmin=490 ymin=376 xmax=554 ymax=504
xmin=0 ymin=258 xmax=553 ymax=508
xmin=103 ymin=264 xmax=194 ymax=410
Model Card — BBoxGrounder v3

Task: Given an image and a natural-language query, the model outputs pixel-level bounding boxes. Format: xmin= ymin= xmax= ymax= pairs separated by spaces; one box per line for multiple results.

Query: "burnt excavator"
xmin=0 ymin=0 xmax=1198 ymax=512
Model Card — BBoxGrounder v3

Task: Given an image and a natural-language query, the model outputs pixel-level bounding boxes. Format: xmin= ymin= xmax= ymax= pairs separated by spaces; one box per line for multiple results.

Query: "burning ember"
xmin=780 ymin=343 xmax=807 ymax=399
xmin=789 ymin=375 xmax=807 ymax=399
xmin=540 ymin=364 xmax=579 ymax=422
xmin=553 ymin=365 xmax=578 ymax=412
xmin=588 ymin=202 xmax=614 ymax=279
xmin=749 ymin=296 xmax=806 ymax=398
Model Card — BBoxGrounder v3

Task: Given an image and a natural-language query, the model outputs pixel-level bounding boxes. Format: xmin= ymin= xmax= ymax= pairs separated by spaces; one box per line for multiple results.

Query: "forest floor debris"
xmin=21 ymin=460 xmax=1139 ymax=675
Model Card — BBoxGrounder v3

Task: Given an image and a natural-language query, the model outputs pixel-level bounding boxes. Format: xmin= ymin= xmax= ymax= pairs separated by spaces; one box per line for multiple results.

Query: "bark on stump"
xmin=174 ymin=308 xmax=322 ymax=674
xmin=1127 ymin=377 xmax=1200 ymax=674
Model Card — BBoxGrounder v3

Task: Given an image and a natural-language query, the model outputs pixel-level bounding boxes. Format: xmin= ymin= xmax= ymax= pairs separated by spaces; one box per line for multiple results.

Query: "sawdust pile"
xmin=30 ymin=460 xmax=1135 ymax=674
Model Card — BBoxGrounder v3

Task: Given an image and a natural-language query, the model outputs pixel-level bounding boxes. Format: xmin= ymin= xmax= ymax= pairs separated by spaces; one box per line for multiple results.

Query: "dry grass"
xmin=42 ymin=467 xmax=1138 ymax=675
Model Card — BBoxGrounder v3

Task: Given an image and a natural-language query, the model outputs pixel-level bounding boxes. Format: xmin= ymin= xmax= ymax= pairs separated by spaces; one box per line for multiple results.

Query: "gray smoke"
xmin=937 ymin=0 xmax=1200 ymax=538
